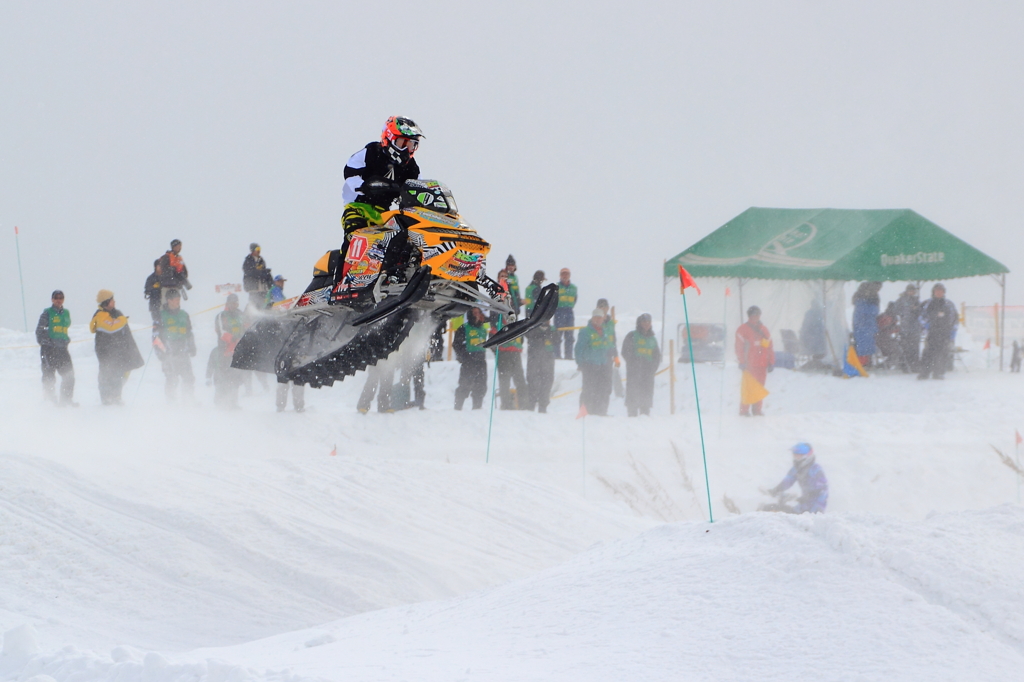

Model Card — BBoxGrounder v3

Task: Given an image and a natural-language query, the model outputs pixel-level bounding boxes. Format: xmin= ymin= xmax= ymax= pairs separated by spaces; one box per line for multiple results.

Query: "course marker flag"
xmin=678 ymin=264 xmax=701 ymax=296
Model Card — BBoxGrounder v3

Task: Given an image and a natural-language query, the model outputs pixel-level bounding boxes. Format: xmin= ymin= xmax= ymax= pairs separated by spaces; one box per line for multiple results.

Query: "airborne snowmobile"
xmin=232 ymin=179 xmax=558 ymax=388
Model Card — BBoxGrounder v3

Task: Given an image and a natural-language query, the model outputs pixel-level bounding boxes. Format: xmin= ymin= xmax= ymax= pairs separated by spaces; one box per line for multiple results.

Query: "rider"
xmin=307 ymin=117 xmax=425 ymax=290
xmin=766 ymin=443 xmax=829 ymax=514
xmin=342 ymin=116 xmax=425 ymax=244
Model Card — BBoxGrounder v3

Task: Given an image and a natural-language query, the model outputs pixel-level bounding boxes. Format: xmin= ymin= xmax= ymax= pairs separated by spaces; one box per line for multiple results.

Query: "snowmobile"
xmin=232 ymin=179 xmax=558 ymax=388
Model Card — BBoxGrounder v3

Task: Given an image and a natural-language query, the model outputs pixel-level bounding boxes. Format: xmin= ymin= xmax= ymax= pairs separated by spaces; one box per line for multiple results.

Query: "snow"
xmin=2 ymin=314 xmax=1024 ymax=680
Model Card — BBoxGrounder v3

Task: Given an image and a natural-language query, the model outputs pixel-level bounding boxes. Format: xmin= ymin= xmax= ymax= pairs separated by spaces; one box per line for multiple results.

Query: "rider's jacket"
xmin=342 ymin=142 xmax=420 ymax=207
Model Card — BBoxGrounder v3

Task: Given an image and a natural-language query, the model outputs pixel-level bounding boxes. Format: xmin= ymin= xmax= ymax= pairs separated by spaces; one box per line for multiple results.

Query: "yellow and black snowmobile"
xmin=232 ymin=179 xmax=558 ymax=388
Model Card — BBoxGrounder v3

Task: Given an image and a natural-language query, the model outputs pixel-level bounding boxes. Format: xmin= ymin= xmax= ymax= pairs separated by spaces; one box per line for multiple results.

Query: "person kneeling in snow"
xmin=764 ymin=443 xmax=829 ymax=514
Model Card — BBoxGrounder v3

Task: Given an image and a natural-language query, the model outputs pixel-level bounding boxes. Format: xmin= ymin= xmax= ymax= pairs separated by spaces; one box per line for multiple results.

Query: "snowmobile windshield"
xmin=400 ymin=179 xmax=459 ymax=217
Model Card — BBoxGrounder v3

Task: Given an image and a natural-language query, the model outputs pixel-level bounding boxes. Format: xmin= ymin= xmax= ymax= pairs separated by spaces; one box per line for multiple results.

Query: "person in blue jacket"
xmin=851 ymin=281 xmax=882 ymax=366
xmin=766 ymin=443 xmax=829 ymax=514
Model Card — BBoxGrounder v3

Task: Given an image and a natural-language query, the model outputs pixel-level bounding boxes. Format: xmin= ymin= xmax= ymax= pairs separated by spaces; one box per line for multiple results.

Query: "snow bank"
xmin=6 ymin=509 xmax=1023 ymax=681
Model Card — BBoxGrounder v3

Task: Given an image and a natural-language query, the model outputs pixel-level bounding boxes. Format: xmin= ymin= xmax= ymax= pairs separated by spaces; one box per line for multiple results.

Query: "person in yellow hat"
xmin=89 ymin=290 xmax=144 ymax=405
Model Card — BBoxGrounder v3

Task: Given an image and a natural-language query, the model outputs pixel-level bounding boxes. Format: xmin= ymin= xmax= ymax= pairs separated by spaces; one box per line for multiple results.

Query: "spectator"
xmin=554 ymin=268 xmax=578 ymax=359
xmin=622 ymin=313 xmax=660 ymax=417
xmin=242 ymin=243 xmax=274 ymax=310
xmin=894 ymin=284 xmax=922 ymax=373
xmin=35 ymin=289 xmax=76 ymax=406
xmin=596 ymin=298 xmax=621 ymax=399
xmin=918 ymin=283 xmax=958 ymax=380
xmin=454 ymin=307 xmax=489 ymax=410
xmin=575 ymin=308 xmax=616 ymax=416
xmin=798 ymin=303 xmax=828 ymax=368
xmin=851 ymin=281 xmax=882 ymax=366
xmin=89 ymin=290 xmax=144 ymax=406
xmin=154 ymin=289 xmax=196 ymax=402
xmin=525 ymin=321 xmax=557 ymax=413
xmin=504 ymin=255 xmax=522 ymax=314
xmin=492 ymin=319 xmax=527 ymax=411
xmin=209 ymin=293 xmax=245 ymax=408
xmin=277 ymin=380 xmax=306 ymax=413
xmin=267 ymin=275 xmax=287 ymax=306
xmin=765 ymin=443 xmax=829 ymax=514
xmin=735 ymin=305 xmax=775 ymax=417
xmin=523 ymin=270 xmax=546 ymax=314
xmin=143 ymin=259 xmax=163 ymax=324
xmin=157 ymin=239 xmax=191 ymax=301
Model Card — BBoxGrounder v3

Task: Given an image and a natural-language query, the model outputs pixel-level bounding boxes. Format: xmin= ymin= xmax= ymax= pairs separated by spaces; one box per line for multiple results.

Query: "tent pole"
xmin=1000 ymin=273 xmax=1007 ymax=371
xmin=738 ymin=278 xmax=745 ymax=325
xmin=660 ymin=264 xmax=668 ymax=359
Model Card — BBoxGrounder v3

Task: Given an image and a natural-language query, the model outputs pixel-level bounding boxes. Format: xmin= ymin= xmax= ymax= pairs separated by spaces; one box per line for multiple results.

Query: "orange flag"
xmin=678 ymin=265 xmax=701 ymax=296
xmin=740 ymin=370 xmax=769 ymax=406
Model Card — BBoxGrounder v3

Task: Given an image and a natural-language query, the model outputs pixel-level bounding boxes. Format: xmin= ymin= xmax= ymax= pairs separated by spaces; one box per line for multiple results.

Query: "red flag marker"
xmin=576 ymin=403 xmax=588 ymax=419
xmin=678 ymin=265 xmax=701 ymax=296
xmin=983 ymin=339 xmax=991 ymax=350
xmin=1015 ymin=430 xmax=1021 ymax=446
xmin=329 ymin=443 xmax=337 ymax=456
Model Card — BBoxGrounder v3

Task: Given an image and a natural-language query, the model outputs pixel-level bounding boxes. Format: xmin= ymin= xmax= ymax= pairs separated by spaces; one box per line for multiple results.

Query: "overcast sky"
xmin=2 ymin=1 xmax=1022 ymax=332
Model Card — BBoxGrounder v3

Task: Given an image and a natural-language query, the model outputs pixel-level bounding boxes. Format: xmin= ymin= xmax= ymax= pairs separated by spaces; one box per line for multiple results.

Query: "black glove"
xmin=360 ymin=179 xmax=401 ymax=199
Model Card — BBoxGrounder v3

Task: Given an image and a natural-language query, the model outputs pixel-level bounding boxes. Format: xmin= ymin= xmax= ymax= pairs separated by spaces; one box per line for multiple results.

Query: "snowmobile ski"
xmin=483 ymin=283 xmax=559 ymax=349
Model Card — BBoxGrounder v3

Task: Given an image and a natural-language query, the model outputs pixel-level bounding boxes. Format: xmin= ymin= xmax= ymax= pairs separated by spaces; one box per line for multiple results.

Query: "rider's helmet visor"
xmin=394 ymin=136 xmax=419 ymax=151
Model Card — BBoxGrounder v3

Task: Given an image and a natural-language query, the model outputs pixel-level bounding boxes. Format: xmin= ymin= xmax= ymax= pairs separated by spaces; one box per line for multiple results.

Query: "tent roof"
xmin=664 ymin=208 xmax=1008 ymax=281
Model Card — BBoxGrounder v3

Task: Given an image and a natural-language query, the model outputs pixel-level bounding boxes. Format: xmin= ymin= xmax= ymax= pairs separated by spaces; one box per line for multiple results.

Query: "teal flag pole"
xmin=485 ymin=315 xmax=502 ymax=464
xmin=15 ymin=226 xmax=28 ymax=332
xmin=682 ymin=286 xmax=714 ymax=523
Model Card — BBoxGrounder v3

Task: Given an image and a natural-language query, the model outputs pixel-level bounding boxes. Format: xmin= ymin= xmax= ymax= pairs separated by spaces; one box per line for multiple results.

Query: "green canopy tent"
xmin=662 ymin=208 xmax=1010 ymax=367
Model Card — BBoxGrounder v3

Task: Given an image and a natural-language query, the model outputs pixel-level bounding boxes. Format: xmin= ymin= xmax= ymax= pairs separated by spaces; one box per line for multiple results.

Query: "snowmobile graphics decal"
xmin=438 ymin=249 xmax=485 ymax=280
xmin=297 ymin=286 xmax=331 ymax=307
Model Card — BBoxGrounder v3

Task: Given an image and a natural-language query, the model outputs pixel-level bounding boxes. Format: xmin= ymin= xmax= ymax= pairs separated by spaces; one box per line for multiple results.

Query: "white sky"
xmin=2 ymin=1 xmax=1023 ymax=332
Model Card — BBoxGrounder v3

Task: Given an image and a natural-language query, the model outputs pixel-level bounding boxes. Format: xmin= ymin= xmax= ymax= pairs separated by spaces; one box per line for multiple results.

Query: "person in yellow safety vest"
xmin=554 ymin=268 xmax=578 ymax=359
xmin=89 ymin=289 xmax=144 ymax=406
xmin=454 ymin=307 xmax=489 ymax=410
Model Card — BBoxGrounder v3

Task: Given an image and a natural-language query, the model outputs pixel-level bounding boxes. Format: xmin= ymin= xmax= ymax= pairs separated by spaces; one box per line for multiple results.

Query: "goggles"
xmin=394 ymin=136 xmax=420 ymax=152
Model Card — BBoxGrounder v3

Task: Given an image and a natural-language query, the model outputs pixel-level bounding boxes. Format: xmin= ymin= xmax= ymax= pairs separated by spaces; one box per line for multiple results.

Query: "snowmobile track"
xmin=283 ymin=310 xmax=418 ymax=389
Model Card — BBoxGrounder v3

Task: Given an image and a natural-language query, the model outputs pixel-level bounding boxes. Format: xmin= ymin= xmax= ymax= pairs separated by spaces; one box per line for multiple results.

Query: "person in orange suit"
xmin=735 ymin=305 xmax=775 ymax=416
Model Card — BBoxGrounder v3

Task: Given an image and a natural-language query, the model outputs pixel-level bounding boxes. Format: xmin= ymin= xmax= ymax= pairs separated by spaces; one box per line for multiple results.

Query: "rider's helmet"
xmin=791 ymin=442 xmax=815 ymax=469
xmin=381 ymin=116 xmax=424 ymax=164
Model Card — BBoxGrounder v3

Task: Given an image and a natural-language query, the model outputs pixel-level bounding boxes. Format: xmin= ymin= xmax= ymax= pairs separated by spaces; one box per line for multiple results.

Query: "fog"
xmin=2 ymin=1 xmax=1022 ymax=331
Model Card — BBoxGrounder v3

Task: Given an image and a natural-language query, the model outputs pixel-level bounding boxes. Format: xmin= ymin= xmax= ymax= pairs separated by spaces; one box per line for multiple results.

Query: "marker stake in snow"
xmin=15 ymin=226 xmax=28 ymax=332
xmin=679 ymin=266 xmax=714 ymax=523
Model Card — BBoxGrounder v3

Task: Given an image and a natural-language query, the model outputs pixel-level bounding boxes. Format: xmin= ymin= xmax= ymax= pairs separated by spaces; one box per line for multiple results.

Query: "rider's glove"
xmin=360 ymin=179 xmax=401 ymax=199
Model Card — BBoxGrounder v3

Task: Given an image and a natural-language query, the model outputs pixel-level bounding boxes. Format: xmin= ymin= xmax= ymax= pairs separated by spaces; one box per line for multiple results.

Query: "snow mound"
xmin=7 ymin=508 xmax=1024 ymax=681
